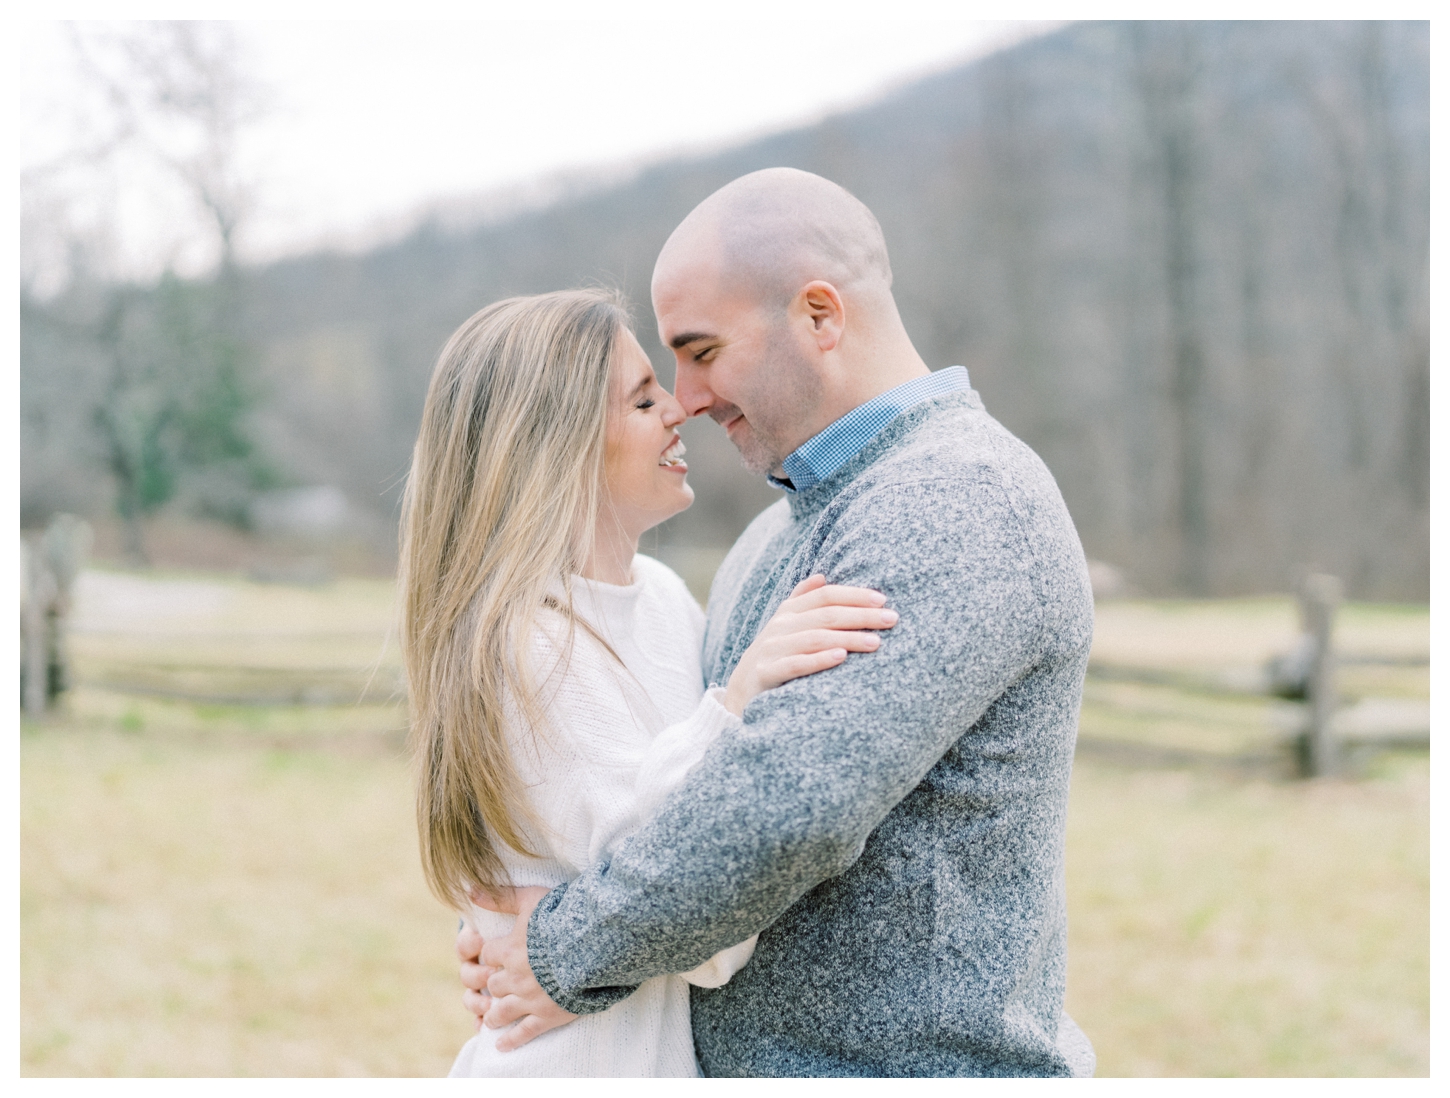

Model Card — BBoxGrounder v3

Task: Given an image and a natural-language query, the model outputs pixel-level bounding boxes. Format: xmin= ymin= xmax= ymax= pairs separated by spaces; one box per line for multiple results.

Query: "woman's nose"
xmin=660 ymin=390 xmax=687 ymax=428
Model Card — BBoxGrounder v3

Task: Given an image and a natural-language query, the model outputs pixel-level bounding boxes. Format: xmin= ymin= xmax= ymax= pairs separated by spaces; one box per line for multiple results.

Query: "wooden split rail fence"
xmin=1084 ymin=573 xmax=1428 ymax=777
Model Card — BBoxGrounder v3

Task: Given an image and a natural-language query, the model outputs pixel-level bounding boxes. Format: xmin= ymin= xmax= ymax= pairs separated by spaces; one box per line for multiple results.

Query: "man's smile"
xmin=715 ymin=410 xmax=746 ymax=435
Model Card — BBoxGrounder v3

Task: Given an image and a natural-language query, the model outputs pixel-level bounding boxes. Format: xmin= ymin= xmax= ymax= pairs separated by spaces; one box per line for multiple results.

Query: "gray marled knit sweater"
xmin=527 ymin=387 xmax=1096 ymax=1077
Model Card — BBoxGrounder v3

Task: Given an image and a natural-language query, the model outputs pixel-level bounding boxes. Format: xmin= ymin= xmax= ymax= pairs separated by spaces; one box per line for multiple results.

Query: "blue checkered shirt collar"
xmin=768 ymin=366 xmax=971 ymax=493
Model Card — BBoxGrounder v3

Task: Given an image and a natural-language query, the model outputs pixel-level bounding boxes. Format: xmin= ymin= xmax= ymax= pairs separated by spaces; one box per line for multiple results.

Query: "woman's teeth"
xmin=659 ymin=439 xmax=687 ymax=467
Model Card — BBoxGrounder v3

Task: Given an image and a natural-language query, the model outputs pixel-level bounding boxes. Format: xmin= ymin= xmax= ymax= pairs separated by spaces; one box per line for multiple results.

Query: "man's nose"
xmin=672 ymin=361 xmax=713 ymax=419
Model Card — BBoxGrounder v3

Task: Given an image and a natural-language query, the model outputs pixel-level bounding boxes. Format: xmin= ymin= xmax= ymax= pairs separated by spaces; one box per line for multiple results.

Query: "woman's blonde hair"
xmin=399 ymin=288 xmax=629 ymax=909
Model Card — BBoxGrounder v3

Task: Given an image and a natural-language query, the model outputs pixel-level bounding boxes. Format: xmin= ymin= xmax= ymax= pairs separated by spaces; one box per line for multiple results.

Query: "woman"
xmin=399 ymin=289 xmax=896 ymax=1077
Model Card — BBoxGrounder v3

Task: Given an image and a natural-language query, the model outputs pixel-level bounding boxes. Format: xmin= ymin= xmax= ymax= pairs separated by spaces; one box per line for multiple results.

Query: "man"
xmin=459 ymin=167 xmax=1096 ymax=1077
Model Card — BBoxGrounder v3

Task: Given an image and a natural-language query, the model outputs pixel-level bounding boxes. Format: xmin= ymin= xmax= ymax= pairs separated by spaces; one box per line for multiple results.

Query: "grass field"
xmin=19 ymin=568 xmax=1430 ymax=1076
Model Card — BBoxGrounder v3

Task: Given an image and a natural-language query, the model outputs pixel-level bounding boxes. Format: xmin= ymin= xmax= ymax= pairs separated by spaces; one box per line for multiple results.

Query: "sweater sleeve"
xmin=526 ymin=476 xmax=1057 ymax=1014
xmin=524 ymin=634 xmax=738 ymax=878
xmin=633 ymin=686 xmax=758 ymax=988
xmin=524 ymin=624 xmax=757 ymax=987
xmin=633 ymin=686 xmax=735 ymax=817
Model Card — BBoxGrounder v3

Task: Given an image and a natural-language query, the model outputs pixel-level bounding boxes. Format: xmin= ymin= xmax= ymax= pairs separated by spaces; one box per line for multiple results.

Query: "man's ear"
xmin=794 ymin=281 xmax=845 ymax=352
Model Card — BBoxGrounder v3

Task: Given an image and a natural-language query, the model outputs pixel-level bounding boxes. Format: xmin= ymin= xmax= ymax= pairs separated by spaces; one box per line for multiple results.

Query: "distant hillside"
xmin=23 ymin=21 xmax=1429 ymax=597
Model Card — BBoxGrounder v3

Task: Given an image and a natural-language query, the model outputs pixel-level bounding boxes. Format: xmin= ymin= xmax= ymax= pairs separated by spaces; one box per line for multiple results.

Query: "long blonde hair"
xmin=399 ymin=288 xmax=629 ymax=909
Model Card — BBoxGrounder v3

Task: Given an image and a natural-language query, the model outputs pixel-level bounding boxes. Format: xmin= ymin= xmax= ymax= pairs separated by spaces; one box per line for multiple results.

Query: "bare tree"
xmin=22 ymin=22 xmax=272 ymax=562
xmin=1133 ymin=23 xmax=1212 ymax=594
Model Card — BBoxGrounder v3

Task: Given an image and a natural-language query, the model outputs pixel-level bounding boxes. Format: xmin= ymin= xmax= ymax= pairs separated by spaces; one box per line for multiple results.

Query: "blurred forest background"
xmin=21 ymin=20 xmax=1429 ymax=597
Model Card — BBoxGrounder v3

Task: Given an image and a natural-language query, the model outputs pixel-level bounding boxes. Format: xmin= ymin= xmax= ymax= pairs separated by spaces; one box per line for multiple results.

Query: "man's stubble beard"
xmin=719 ymin=324 xmax=821 ymax=478
xmin=715 ymin=407 xmax=779 ymax=477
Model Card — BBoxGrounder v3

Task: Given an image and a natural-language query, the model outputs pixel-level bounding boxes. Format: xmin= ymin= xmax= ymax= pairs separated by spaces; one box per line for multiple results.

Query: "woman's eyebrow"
xmin=630 ymin=370 xmax=655 ymax=395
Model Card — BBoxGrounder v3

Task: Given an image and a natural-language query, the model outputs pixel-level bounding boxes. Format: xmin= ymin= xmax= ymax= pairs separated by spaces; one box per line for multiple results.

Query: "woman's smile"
xmin=659 ymin=435 xmax=688 ymax=472
xmin=600 ymin=330 xmax=695 ymax=546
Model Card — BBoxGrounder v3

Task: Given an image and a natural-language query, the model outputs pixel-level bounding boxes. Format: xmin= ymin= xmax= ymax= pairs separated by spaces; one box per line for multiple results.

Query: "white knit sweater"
xmin=448 ymin=554 xmax=754 ymax=1078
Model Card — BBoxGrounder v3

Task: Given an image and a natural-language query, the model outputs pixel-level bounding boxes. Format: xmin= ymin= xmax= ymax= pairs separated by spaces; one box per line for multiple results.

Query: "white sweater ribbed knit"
xmin=448 ymin=554 xmax=754 ymax=1078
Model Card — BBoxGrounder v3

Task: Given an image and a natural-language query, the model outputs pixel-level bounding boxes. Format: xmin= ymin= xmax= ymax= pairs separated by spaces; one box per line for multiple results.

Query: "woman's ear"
xmin=793 ymin=280 xmax=845 ymax=352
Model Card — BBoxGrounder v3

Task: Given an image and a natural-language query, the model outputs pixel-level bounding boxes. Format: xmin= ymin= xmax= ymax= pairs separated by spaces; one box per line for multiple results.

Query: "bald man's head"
xmin=653 ymin=170 xmax=929 ymax=474
xmin=654 ymin=168 xmax=894 ymax=315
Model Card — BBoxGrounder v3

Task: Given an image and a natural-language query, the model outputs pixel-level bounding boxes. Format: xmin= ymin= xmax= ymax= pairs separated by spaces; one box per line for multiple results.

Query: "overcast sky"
xmin=19 ymin=19 xmax=1057 ymax=277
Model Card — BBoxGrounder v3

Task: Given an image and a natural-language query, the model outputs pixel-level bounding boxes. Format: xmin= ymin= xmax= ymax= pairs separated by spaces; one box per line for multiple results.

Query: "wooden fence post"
xmin=40 ymin=514 xmax=93 ymax=702
xmin=1300 ymin=573 xmax=1343 ymax=777
xmin=21 ymin=540 xmax=53 ymax=716
xmin=19 ymin=515 xmax=92 ymax=717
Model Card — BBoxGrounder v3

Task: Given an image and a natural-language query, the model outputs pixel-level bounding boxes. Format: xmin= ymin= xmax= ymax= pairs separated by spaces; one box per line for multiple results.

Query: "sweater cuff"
xmin=701 ymin=684 xmax=742 ymax=729
xmin=526 ymin=882 xmax=638 ymax=1016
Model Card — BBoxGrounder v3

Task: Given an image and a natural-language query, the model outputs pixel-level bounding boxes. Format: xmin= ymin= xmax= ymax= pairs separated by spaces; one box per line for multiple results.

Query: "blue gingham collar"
xmin=768 ymin=366 xmax=971 ymax=493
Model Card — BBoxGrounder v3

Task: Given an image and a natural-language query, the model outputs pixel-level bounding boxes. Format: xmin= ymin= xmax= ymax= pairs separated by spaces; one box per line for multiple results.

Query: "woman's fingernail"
xmin=872 ymin=593 xmax=887 ymax=605
xmin=882 ymin=610 xmax=898 ymax=624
